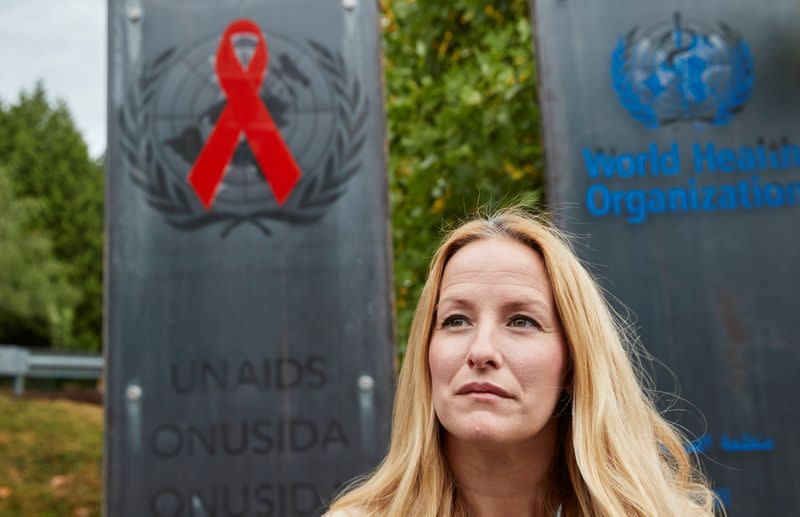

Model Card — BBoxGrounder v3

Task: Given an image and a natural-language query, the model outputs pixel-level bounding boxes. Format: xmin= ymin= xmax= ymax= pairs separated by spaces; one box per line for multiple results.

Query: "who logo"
xmin=611 ymin=13 xmax=754 ymax=128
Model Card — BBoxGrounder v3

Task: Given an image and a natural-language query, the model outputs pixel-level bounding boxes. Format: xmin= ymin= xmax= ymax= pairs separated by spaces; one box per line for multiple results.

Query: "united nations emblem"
xmin=611 ymin=13 xmax=754 ymax=128
xmin=119 ymin=20 xmax=367 ymax=236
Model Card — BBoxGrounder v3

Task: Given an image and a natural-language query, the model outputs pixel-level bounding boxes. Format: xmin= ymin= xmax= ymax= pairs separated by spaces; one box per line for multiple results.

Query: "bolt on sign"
xmin=532 ymin=0 xmax=800 ymax=513
xmin=104 ymin=1 xmax=393 ymax=516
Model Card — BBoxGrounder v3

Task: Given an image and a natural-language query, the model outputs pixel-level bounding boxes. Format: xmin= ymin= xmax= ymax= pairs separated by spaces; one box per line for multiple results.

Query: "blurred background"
xmin=0 ymin=1 xmax=543 ymax=515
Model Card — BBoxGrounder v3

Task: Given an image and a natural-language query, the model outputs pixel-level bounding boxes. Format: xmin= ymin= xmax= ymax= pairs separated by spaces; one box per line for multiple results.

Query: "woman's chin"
xmin=445 ymin=414 xmax=518 ymax=444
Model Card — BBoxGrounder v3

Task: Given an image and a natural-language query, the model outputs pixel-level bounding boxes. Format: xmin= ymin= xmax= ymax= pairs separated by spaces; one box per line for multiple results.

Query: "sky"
xmin=0 ymin=0 xmax=106 ymax=158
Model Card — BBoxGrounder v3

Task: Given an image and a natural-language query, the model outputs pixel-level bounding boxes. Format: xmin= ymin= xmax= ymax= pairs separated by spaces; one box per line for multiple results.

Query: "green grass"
xmin=0 ymin=394 xmax=102 ymax=517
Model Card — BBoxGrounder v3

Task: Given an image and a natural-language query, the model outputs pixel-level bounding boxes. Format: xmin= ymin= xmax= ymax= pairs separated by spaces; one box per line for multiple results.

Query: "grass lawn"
xmin=0 ymin=393 xmax=102 ymax=517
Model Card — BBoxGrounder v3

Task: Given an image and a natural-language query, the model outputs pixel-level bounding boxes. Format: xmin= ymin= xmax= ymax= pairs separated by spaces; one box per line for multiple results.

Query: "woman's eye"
xmin=509 ymin=315 xmax=538 ymax=329
xmin=442 ymin=315 xmax=469 ymax=328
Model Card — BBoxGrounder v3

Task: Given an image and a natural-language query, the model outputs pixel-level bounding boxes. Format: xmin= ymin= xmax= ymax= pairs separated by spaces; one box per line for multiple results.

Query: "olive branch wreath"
xmin=119 ymin=40 xmax=368 ymax=237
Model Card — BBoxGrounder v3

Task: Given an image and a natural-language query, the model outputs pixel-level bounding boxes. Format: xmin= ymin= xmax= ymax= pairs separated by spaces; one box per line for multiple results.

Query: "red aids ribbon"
xmin=188 ymin=19 xmax=301 ymax=209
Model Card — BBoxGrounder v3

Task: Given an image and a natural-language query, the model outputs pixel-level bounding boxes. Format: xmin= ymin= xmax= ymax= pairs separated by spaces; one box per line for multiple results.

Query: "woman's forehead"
xmin=439 ymin=237 xmax=553 ymax=299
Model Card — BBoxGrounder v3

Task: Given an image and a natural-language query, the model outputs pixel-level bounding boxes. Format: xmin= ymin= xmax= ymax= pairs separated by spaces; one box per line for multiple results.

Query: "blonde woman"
xmin=326 ymin=209 xmax=717 ymax=517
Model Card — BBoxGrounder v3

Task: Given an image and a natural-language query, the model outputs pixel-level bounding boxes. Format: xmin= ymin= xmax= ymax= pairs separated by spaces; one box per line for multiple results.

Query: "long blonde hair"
xmin=329 ymin=209 xmax=717 ymax=516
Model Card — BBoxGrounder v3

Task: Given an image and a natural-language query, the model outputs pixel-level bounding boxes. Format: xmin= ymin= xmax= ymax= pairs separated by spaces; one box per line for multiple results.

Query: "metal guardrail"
xmin=0 ymin=345 xmax=103 ymax=395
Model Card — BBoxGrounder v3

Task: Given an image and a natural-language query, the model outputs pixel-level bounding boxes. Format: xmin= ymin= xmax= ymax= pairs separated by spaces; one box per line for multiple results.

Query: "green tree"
xmin=0 ymin=167 xmax=79 ymax=347
xmin=384 ymin=0 xmax=545 ymax=353
xmin=0 ymin=83 xmax=103 ymax=350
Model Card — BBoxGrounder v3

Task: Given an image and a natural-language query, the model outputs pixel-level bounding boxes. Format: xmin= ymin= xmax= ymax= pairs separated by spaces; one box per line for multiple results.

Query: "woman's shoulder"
xmin=323 ymin=508 xmax=369 ymax=517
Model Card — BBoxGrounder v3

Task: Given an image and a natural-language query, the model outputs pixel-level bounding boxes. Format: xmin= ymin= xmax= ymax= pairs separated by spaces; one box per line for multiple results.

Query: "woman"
xmin=327 ymin=209 xmax=717 ymax=517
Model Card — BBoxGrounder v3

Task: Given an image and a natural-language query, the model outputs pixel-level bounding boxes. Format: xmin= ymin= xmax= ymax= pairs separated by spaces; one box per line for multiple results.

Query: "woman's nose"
xmin=465 ymin=324 xmax=503 ymax=369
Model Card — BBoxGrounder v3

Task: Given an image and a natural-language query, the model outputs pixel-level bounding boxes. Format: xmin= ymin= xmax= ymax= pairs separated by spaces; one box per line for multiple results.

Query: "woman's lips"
xmin=455 ymin=382 xmax=513 ymax=399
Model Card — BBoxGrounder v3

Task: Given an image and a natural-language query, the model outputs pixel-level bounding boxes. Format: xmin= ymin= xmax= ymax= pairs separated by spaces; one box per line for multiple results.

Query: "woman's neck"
xmin=444 ymin=419 xmax=560 ymax=517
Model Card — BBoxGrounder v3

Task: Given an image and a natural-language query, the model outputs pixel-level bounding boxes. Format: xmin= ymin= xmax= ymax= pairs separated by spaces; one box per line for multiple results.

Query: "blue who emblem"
xmin=611 ymin=13 xmax=754 ymax=128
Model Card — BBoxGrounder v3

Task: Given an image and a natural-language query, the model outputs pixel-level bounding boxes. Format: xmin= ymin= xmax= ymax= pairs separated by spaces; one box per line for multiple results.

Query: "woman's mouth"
xmin=455 ymin=382 xmax=513 ymax=399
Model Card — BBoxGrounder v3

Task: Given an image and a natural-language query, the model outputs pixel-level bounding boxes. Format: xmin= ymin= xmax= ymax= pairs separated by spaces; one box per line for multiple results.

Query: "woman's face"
xmin=429 ymin=236 xmax=569 ymax=445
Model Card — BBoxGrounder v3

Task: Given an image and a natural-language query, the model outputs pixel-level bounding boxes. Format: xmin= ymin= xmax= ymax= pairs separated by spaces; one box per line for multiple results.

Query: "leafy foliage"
xmin=0 ymin=168 xmax=80 ymax=347
xmin=0 ymin=83 xmax=103 ymax=350
xmin=383 ymin=0 xmax=545 ymax=353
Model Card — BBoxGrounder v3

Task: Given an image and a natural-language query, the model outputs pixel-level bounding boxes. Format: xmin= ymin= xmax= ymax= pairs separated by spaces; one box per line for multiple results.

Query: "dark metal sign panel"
xmin=533 ymin=0 xmax=800 ymax=514
xmin=105 ymin=1 xmax=393 ymax=515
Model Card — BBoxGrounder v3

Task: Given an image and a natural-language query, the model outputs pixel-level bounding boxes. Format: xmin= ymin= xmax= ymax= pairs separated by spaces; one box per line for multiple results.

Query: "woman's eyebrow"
xmin=502 ymin=299 xmax=554 ymax=323
xmin=437 ymin=297 xmax=551 ymax=314
xmin=503 ymin=298 xmax=551 ymax=313
xmin=435 ymin=297 xmax=474 ymax=311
